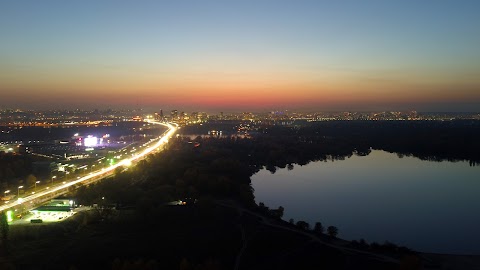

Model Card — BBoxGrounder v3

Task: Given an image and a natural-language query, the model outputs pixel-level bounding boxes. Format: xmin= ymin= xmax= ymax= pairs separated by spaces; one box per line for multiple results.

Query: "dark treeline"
xmin=74 ymin=135 xmax=258 ymax=208
xmin=183 ymin=119 xmax=480 ymax=166
xmin=0 ymin=152 xmax=44 ymax=190
xmin=295 ymin=120 xmax=480 ymax=165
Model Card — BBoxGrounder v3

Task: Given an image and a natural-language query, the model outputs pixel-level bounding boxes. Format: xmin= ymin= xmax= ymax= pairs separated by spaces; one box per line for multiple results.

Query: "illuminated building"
xmin=171 ymin=110 xmax=178 ymax=119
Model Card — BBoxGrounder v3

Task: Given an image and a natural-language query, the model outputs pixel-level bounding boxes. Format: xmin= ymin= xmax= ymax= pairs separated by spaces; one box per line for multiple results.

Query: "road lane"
xmin=0 ymin=120 xmax=177 ymax=213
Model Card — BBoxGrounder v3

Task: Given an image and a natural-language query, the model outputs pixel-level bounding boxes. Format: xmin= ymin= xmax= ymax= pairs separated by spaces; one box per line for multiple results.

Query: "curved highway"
xmin=0 ymin=120 xmax=177 ymax=213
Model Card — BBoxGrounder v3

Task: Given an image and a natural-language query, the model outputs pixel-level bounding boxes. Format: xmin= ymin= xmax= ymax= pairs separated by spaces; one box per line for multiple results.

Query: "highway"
xmin=0 ymin=120 xmax=177 ymax=213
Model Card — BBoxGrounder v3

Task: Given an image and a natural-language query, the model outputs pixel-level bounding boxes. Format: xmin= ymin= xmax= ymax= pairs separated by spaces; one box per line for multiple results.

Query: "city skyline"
xmin=1 ymin=1 xmax=479 ymax=112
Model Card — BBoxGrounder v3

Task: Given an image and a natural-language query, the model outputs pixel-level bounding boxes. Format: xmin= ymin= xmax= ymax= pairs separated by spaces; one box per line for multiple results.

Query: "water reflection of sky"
xmin=252 ymin=150 xmax=480 ymax=255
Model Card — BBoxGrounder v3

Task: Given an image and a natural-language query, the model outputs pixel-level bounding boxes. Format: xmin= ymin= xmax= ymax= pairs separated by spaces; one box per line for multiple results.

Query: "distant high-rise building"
xmin=171 ymin=110 xmax=178 ymax=119
xmin=160 ymin=109 xmax=163 ymax=119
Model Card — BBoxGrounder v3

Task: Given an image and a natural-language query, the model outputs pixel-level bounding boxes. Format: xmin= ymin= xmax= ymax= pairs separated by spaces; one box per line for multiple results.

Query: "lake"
xmin=251 ymin=150 xmax=480 ymax=255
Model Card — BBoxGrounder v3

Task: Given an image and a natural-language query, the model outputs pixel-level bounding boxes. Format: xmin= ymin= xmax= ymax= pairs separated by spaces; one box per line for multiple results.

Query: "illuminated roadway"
xmin=0 ymin=120 xmax=177 ymax=213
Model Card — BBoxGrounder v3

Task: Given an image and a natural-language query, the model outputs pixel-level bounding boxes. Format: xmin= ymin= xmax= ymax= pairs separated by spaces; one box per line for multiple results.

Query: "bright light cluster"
xmin=84 ymin=136 xmax=98 ymax=147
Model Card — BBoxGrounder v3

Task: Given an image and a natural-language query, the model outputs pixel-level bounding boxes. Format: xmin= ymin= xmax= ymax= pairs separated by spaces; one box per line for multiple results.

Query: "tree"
xmin=0 ymin=211 xmax=9 ymax=246
xmin=327 ymin=226 xmax=338 ymax=238
xmin=277 ymin=206 xmax=284 ymax=218
xmin=265 ymin=164 xmax=276 ymax=174
xmin=26 ymin=174 xmax=37 ymax=189
xmin=269 ymin=206 xmax=285 ymax=219
xmin=258 ymin=202 xmax=269 ymax=213
xmin=314 ymin=222 xmax=324 ymax=234
xmin=359 ymin=238 xmax=369 ymax=249
xmin=296 ymin=220 xmax=310 ymax=230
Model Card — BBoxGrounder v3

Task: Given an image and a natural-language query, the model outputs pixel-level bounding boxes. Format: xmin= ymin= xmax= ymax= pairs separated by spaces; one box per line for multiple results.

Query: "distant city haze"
xmin=1 ymin=1 xmax=479 ymax=112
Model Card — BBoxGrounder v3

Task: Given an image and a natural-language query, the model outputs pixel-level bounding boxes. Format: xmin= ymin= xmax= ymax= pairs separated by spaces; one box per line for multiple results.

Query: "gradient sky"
xmin=1 ymin=0 xmax=479 ymax=112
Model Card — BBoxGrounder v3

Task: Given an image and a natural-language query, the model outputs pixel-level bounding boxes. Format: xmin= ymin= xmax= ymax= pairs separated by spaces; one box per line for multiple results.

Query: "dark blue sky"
xmin=1 ymin=0 xmax=479 ymax=112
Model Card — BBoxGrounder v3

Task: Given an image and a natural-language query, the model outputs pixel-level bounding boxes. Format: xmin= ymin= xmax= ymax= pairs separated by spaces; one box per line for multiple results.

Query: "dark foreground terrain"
xmin=3 ymin=200 xmax=479 ymax=270
xmin=1 ymin=120 xmax=479 ymax=269
xmin=3 ymin=200 xmax=418 ymax=270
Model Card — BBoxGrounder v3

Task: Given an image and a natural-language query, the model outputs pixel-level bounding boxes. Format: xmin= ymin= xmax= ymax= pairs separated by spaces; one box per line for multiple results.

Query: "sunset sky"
xmin=1 ymin=0 xmax=479 ymax=112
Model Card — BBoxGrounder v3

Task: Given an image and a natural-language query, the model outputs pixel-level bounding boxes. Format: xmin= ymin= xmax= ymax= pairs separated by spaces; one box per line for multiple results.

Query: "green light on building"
xmin=6 ymin=210 xmax=13 ymax=222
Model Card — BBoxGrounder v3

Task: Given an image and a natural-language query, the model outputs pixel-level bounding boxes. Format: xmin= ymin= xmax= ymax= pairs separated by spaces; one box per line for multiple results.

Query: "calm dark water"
xmin=252 ymin=150 xmax=480 ymax=255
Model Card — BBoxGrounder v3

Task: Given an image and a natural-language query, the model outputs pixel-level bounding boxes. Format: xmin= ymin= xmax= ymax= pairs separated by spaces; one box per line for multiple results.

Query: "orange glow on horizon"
xmin=1 ymin=67 xmax=479 ymax=111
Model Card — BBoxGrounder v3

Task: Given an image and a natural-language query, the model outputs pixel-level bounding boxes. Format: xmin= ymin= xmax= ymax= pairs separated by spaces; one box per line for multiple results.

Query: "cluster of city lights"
xmin=0 ymin=120 xmax=177 ymax=214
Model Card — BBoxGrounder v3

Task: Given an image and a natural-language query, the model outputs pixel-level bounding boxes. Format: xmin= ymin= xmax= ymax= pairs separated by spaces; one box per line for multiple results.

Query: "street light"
xmin=35 ymin=181 xmax=40 ymax=192
xmin=51 ymin=175 xmax=57 ymax=184
xmin=17 ymin=185 xmax=23 ymax=197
